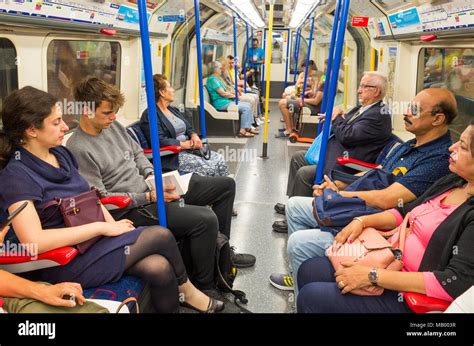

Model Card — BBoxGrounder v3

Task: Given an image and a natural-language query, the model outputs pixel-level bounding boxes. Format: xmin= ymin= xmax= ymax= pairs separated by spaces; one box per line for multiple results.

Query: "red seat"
xmin=0 ymin=246 xmax=78 ymax=274
xmin=0 ymin=196 xmax=132 ymax=273
xmin=336 ymin=157 xmax=379 ymax=172
xmin=403 ymin=292 xmax=451 ymax=313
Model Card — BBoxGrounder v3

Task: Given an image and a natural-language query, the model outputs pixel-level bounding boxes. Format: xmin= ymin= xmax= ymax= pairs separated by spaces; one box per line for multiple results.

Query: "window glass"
xmin=418 ymin=47 xmax=474 ymax=141
xmin=289 ymin=34 xmax=309 ymax=75
xmin=47 ymin=40 xmax=121 ymax=130
xmin=171 ymin=3 xmax=215 ymax=91
xmin=0 ymin=38 xmax=18 ymax=116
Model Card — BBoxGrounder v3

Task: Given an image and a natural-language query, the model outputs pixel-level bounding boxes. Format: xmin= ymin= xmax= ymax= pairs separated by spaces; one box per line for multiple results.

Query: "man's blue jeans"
xmin=286 ymin=196 xmax=334 ymax=295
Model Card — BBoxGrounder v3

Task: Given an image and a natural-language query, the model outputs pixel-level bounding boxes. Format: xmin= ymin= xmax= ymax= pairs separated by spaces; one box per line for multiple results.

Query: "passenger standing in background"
xmin=247 ymin=38 xmax=265 ymax=90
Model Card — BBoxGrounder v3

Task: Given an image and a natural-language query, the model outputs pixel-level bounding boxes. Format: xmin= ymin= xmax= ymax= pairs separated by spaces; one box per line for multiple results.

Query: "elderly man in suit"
xmin=273 ymin=72 xmax=393 ymax=232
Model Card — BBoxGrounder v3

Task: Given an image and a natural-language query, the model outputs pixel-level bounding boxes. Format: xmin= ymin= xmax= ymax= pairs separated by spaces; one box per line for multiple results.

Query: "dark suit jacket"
xmin=140 ymin=106 xmax=195 ymax=172
xmin=323 ymin=101 xmax=392 ymax=175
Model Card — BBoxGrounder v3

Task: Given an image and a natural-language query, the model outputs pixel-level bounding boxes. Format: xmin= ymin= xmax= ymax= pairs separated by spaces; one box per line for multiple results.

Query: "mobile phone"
xmin=0 ymin=201 xmax=28 ymax=229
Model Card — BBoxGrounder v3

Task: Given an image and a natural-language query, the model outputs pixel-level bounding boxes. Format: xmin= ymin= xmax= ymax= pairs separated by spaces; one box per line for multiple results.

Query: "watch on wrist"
xmin=368 ymin=267 xmax=378 ymax=286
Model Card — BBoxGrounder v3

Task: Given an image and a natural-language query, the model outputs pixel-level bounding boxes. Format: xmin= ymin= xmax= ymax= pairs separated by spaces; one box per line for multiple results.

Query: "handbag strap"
xmin=39 ymin=199 xmax=62 ymax=225
xmin=397 ymin=212 xmax=411 ymax=253
xmin=115 ymin=297 xmax=139 ymax=313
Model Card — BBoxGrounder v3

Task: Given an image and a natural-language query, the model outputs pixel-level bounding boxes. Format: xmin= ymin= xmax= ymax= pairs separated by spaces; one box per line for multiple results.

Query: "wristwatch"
xmin=368 ymin=267 xmax=379 ymax=286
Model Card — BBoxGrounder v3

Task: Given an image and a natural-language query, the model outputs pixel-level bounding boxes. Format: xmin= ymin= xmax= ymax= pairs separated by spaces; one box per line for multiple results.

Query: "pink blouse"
xmin=388 ymin=190 xmax=458 ymax=301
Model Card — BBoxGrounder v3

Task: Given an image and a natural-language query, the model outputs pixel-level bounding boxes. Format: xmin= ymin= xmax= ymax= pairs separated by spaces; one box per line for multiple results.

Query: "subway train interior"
xmin=0 ymin=0 xmax=473 ymax=320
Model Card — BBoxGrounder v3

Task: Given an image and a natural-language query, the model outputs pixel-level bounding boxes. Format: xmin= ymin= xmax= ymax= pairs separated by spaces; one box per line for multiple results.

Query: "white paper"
xmin=146 ymin=171 xmax=193 ymax=196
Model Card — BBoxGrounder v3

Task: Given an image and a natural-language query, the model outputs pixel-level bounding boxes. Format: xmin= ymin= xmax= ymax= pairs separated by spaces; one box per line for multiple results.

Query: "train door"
xmin=264 ymin=28 xmax=291 ymax=98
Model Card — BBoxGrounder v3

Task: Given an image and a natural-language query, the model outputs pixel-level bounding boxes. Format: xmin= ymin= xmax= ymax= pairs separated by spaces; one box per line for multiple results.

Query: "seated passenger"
xmin=297 ymin=123 xmax=474 ymax=313
xmin=0 ymin=86 xmax=223 ymax=313
xmin=222 ymin=56 xmax=261 ymax=125
xmin=206 ymin=61 xmax=257 ymax=137
xmin=270 ymin=87 xmax=457 ymax=292
xmin=66 ymin=77 xmax=255 ymax=272
xmin=0 ymin=225 xmax=109 ymax=313
xmin=273 ymin=72 xmax=393 ymax=231
xmin=140 ymin=74 xmax=230 ymax=177
xmin=277 ymin=70 xmax=324 ymax=138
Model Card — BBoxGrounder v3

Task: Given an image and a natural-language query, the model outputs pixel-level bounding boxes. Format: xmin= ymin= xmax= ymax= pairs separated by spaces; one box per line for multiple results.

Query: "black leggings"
xmin=124 ymin=226 xmax=187 ymax=313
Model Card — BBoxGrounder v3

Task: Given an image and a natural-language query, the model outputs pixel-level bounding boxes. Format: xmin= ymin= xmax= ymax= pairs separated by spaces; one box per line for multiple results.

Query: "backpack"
xmin=215 ymin=232 xmax=248 ymax=305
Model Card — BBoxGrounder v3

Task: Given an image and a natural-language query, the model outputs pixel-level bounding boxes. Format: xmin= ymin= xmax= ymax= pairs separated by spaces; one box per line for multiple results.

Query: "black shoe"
xmin=272 ymin=220 xmax=288 ymax=233
xmin=230 ymin=247 xmax=256 ymax=268
xmin=274 ymin=203 xmax=286 ymax=215
xmin=182 ymin=297 xmax=225 ymax=313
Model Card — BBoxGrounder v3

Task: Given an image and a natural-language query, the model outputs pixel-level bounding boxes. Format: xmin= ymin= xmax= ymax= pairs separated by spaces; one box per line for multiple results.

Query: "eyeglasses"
xmin=358 ymin=84 xmax=377 ymax=90
xmin=407 ymin=102 xmax=421 ymax=117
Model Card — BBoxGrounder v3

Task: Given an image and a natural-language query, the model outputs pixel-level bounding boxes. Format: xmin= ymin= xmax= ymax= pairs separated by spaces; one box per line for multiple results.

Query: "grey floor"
xmin=224 ymin=102 xmax=310 ymax=313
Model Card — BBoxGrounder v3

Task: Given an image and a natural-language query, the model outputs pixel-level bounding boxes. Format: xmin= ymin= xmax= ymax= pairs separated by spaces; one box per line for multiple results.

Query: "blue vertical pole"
xmin=194 ymin=0 xmax=207 ymax=139
xmin=301 ymin=17 xmax=315 ymax=107
xmin=232 ymin=16 xmax=239 ymax=105
xmin=137 ymin=0 xmax=167 ymax=227
xmin=315 ymin=0 xmax=351 ymax=184
xmin=243 ymin=22 xmax=249 ymax=93
xmin=284 ymin=29 xmax=291 ymax=89
xmin=317 ymin=0 xmax=343 ymax=134
xmin=293 ymin=27 xmax=302 ymax=84
xmin=262 ymin=29 xmax=267 ymax=95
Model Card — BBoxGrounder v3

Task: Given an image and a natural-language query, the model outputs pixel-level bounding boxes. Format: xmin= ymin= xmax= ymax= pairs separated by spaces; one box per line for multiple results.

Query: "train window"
xmin=46 ymin=40 xmax=121 ymax=130
xmin=171 ymin=3 xmax=215 ymax=92
xmin=289 ymin=33 xmax=308 ymax=75
xmin=0 ymin=38 xmax=18 ymax=115
xmin=418 ymin=47 xmax=474 ymax=141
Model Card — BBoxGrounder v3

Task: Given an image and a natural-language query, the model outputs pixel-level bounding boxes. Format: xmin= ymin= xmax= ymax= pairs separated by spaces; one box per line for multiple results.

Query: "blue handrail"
xmin=283 ymin=29 xmax=291 ymax=89
xmin=301 ymin=17 xmax=315 ymax=107
xmin=232 ymin=15 xmax=239 ymax=105
xmin=194 ymin=0 xmax=208 ymax=139
xmin=261 ymin=29 xmax=267 ymax=95
xmin=317 ymin=0 xmax=343 ymax=135
xmin=243 ymin=22 xmax=249 ymax=93
xmin=293 ymin=27 xmax=302 ymax=84
xmin=137 ymin=0 xmax=167 ymax=227
xmin=315 ymin=0 xmax=351 ymax=184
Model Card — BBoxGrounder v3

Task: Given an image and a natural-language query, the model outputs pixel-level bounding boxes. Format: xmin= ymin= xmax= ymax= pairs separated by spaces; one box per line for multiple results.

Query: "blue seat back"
xmin=375 ymin=134 xmax=404 ymax=164
xmin=127 ymin=122 xmax=150 ymax=149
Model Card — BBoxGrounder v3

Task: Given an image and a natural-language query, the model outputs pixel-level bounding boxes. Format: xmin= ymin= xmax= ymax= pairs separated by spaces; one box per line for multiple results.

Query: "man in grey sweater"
xmin=67 ymin=77 xmax=256 ymax=287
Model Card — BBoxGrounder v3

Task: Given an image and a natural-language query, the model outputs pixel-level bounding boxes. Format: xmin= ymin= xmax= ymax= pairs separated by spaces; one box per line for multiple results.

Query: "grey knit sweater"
xmin=66 ymin=121 xmax=154 ymax=207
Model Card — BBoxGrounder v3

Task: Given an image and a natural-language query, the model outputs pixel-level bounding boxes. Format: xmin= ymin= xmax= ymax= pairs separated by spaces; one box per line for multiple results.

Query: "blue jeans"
xmin=297 ymin=257 xmax=411 ymax=313
xmin=286 ymin=197 xmax=334 ymax=294
xmin=220 ymin=102 xmax=253 ymax=129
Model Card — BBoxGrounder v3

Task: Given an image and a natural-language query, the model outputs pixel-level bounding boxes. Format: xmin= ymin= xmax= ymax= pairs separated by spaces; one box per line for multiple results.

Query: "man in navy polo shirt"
xmin=269 ymin=87 xmax=458 ymax=292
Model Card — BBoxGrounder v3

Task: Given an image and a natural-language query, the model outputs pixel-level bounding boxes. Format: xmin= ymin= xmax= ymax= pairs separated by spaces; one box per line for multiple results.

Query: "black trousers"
xmin=287 ymin=150 xmax=315 ymax=197
xmin=111 ymin=174 xmax=236 ymax=289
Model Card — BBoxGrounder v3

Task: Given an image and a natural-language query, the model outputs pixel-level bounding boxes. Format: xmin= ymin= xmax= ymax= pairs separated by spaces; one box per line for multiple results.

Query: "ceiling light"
xmin=223 ymin=0 xmax=265 ymax=29
xmin=289 ymin=0 xmax=321 ymax=28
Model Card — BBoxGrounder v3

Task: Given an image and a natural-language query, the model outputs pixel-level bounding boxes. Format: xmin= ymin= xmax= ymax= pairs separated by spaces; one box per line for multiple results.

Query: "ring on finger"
xmin=338 ymin=281 xmax=345 ymax=289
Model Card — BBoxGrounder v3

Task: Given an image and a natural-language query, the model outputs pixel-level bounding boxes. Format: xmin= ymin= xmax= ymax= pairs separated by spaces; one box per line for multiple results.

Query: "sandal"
xmin=238 ymin=131 xmax=255 ymax=137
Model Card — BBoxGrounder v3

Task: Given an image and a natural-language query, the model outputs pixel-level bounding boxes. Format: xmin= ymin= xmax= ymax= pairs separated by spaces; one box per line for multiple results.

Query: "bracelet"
xmin=353 ymin=217 xmax=366 ymax=229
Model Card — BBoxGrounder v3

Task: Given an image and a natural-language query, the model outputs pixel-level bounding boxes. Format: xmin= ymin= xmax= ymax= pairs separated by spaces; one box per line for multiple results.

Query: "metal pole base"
xmin=261 ymin=143 xmax=269 ymax=159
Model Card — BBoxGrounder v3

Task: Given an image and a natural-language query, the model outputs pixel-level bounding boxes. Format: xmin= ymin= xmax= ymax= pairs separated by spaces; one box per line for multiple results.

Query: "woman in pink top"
xmin=297 ymin=124 xmax=474 ymax=313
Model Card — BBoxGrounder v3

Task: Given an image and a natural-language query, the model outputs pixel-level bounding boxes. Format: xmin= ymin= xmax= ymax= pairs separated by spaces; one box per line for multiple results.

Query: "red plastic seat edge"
xmin=336 ymin=157 xmax=379 ymax=169
xmin=403 ymin=292 xmax=451 ymax=313
xmin=0 ymin=246 xmax=78 ymax=265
